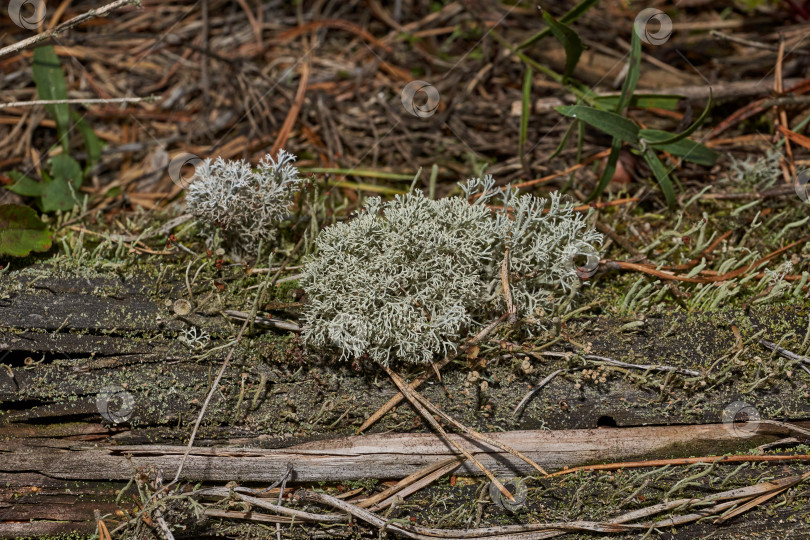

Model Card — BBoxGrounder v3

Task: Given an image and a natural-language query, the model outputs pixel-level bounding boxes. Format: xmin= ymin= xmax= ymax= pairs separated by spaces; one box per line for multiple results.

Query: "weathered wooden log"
xmin=2 ymin=272 xmax=810 ymax=538
xmin=3 ymin=422 xmax=806 ymax=484
xmin=3 ymin=274 xmax=809 ymax=438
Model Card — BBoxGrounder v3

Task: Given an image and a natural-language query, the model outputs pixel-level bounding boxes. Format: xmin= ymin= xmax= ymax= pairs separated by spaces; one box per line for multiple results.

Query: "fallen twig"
xmin=357 ymin=314 xmax=507 ymax=433
xmin=223 ymin=310 xmax=301 ymax=332
xmin=547 ymin=452 xmax=810 ymax=478
xmin=606 ymin=234 xmax=810 ymax=284
xmin=383 ymin=366 xmax=517 ymax=502
xmin=540 ymin=351 xmax=700 ymax=377
xmin=759 ymin=338 xmax=810 ymax=366
xmin=170 ymin=317 xmax=250 ymax=485
xmin=0 ymin=0 xmax=141 ymax=58
xmin=513 ymin=369 xmax=566 ymax=417
xmin=0 ymin=96 xmax=155 ymax=110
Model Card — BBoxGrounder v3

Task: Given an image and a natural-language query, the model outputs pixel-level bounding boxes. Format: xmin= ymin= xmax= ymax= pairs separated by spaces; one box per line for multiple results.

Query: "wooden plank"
xmin=1 ymin=423 xmax=803 ymax=483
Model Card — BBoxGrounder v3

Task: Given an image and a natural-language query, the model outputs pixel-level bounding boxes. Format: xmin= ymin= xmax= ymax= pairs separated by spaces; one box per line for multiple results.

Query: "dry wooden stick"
xmin=404 ymin=381 xmax=549 ymax=476
xmin=547 ymin=453 xmax=810 ymax=478
xmin=0 ymin=0 xmax=140 ymax=58
xmin=293 ymin=469 xmax=810 ymax=538
xmin=170 ymin=317 xmax=250 ymax=485
xmin=358 ymin=457 xmax=463 ymax=509
xmin=357 ymin=314 xmax=507 ymax=433
xmin=606 ymin=234 xmax=810 ymax=284
xmin=0 ymin=97 xmax=153 ymax=110
xmin=383 ymin=366 xmax=517 ymax=502
xmin=367 ymin=458 xmax=465 ymax=512
xmin=270 ymin=61 xmax=310 ymax=156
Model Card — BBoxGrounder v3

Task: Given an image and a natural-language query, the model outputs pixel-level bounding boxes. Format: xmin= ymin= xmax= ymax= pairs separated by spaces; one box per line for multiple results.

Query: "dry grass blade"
xmin=715 ymin=488 xmax=786 ymax=524
xmin=356 ymin=356 xmax=451 ymax=433
xmin=97 ymin=519 xmax=112 ymax=540
xmin=357 ymin=315 xmax=506 ymax=433
xmin=514 ymin=369 xmax=565 ymax=417
xmin=383 ymin=366 xmax=517 ymax=503
xmin=608 ymin=234 xmax=810 ymax=283
xmin=296 ymin=489 xmax=637 ymax=539
xmin=197 ymin=487 xmax=346 ymax=523
xmin=188 ymin=468 xmax=810 ymax=539
xmin=358 ymin=456 xmax=463 ymax=509
xmin=548 ymin=453 xmax=810 ymax=478
xmin=502 ymin=249 xmax=517 ymax=325
xmin=0 ymin=0 xmax=140 ymax=58
xmin=403 ymin=379 xmax=549 ymax=476
xmin=270 ymin=61 xmax=311 ymax=156
xmin=369 ymin=458 xmax=465 ymax=512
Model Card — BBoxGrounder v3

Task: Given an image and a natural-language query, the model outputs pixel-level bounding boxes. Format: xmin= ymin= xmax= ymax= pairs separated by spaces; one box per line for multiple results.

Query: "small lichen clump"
xmin=728 ymin=148 xmax=782 ymax=189
xmin=302 ymin=176 xmax=602 ymax=365
xmin=186 ymin=150 xmax=302 ymax=250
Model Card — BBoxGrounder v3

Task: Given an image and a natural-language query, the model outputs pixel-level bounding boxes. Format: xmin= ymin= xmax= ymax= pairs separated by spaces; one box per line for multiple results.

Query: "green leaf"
xmin=587 ymin=137 xmax=622 ymax=202
xmin=593 ymin=94 xmax=683 ymax=111
xmin=519 ymin=67 xmax=532 ymax=168
xmin=32 ymin=46 xmax=70 ymax=152
xmin=615 ymin=30 xmax=642 ymax=113
xmin=556 ymin=105 xmax=639 ymax=144
xmin=519 ymin=0 xmax=598 ymax=49
xmin=639 ymin=90 xmax=713 ymax=146
xmin=40 ymin=178 xmax=75 ymax=212
xmin=642 ymin=147 xmax=676 ymax=208
xmin=50 ymin=154 xmax=83 ymax=189
xmin=550 ymin=119 xmax=577 ymax=160
xmin=72 ymin=111 xmax=103 ymax=171
xmin=640 ymin=131 xmax=720 ymax=165
xmin=0 ymin=204 xmax=53 ymax=257
xmin=6 ymin=171 xmax=43 ymax=197
xmin=40 ymin=161 xmax=78 ymax=213
xmin=542 ymin=11 xmax=583 ymax=81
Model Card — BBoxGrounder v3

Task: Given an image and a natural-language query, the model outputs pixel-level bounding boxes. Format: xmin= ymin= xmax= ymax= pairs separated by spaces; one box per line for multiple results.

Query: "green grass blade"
xmin=556 ymin=105 xmax=640 ymax=144
xmin=594 ymin=94 xmax=683 ymax=111
xmin=541 ymin=11 xmax=583 ymax=81
xmin=550 ymin=119 xmax=578 ymax=160
xmin=616 ymin=30 xmax=642 ymax=113
xmin=300 ymin=168 xmax=415 ymax=181
xmin=639 ymin=90 xmax=713 ymax=146
xmin=640 ymin=131 xmax=719 ymax=165
xmin=72 ymin=110 xmax=103 ymax=172
xmin=328 ymin=181 xmax=407 ymax=195
xmin=32 ymin=46 xmax=70 ymax=152
xmin=519 ymin=67 xmax=533 ymax=169
xmin=518 ymin=0 xmax=598 ymax=50
xmin=642 ymin=147 xmax=676 ymax=208
xmin=587 ymin=137 xmax=622 ymax=202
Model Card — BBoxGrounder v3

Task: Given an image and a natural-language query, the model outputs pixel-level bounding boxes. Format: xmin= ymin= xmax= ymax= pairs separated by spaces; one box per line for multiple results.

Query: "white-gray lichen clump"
xmin=302 ymin=176 xmax=602 ymax=366
xmin=186 ymin=150 xmax=302 ymax=250
xmin=728 ymin=148 xmax=782 ymax=189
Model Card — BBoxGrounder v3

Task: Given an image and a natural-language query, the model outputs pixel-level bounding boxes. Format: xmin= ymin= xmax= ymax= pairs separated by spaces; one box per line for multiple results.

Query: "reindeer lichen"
xmin=302 ymin=176 xmax=602 ymax=365
xmin=728 ymin=147 xmax=782 ymax=189
xmin=186 ymin=150 xmax=302 ymax=251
